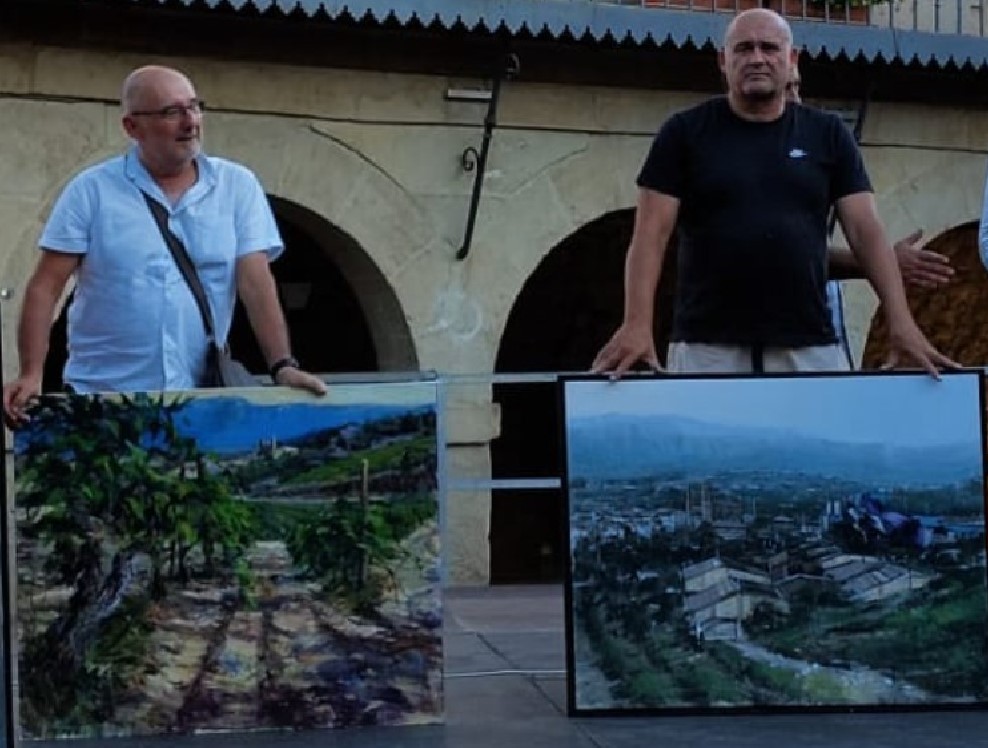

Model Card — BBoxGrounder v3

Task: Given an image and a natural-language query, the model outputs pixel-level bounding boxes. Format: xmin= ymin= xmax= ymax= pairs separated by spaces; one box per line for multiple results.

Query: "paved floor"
xmin=13 ymin=584 xmax=988 ymax=747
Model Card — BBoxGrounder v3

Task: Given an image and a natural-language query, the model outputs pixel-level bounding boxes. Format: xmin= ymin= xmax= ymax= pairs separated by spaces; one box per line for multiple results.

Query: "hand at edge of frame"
xmin=591 ymin=323 xmax=663 ymax=379
xmin=882 ymin=317 xmax=961 ymax=381
xmin=2 ymin=374 xmax=42 ymax=430
xmin=274 ymin=366 xmax=328 ymax=396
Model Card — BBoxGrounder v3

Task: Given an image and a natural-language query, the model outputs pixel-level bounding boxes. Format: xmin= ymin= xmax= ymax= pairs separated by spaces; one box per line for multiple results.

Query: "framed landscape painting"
xmin=561 ymin=371 xmax=988 ymax=716
xmin=6 ymin=382 xmax=442 ymax=740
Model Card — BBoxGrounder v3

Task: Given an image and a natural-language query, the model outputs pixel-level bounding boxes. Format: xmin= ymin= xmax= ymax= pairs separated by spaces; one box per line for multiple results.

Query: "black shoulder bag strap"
xmin=141 ymin=191 xmax=217 ymax=343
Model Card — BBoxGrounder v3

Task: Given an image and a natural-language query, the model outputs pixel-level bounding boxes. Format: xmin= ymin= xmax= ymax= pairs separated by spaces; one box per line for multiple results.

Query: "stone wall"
xmin=1 ymin=44 xmax=987 ymax=582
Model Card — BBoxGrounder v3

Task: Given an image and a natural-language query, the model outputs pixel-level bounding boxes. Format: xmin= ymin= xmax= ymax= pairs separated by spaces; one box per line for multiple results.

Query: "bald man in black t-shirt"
xmin=592 ymin=9 xmax=956 ymax=377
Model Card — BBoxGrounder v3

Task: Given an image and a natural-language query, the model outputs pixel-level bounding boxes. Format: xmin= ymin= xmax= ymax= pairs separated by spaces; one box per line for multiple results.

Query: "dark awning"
xmin=134 ymin=0 xmax=988 ymax=69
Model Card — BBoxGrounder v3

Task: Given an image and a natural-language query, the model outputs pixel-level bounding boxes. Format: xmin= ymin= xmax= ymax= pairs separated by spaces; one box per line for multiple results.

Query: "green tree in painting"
xmin=288 ymin=493 xmax=434 ymax=613
xmin=16 ymin=392 xmax=256 ymax=732
xmin=286 ymin=421 xmax=436 ymax=613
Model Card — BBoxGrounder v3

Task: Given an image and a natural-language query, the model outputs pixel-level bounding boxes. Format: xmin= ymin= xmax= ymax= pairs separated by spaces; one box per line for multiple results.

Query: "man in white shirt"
xmin=4 ymin=65 xmax=326 ymax=424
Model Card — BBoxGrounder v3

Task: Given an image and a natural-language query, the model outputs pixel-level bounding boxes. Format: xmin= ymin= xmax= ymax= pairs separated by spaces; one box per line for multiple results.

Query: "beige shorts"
xmin=666 ymin=342 xmax=851 ymax=374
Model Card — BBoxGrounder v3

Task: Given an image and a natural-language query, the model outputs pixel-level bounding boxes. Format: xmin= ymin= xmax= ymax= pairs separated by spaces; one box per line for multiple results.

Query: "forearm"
xmin=623 ymin=236 xmax=665 ymax=328
xmin=17 ymin=278 xmax=63 ymax=379
xmin=236 ymin=258 xmax=292 ymax=367
xmin=241 ymin=286 xmax=292 ymax=367
xmin=851 ymin=225 xmax=911 ymax=322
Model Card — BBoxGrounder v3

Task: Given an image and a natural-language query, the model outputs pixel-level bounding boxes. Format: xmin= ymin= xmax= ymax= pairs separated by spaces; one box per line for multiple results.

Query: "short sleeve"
xmin=829 ymin=117 xmax=872 ymax=201
xmin=636 ymin=113 xmax=690 ymax=198
xmin=234 ymin=169 xmax=284 ymax=262
xmin=38 ymin=175 xmax=93 ymax=254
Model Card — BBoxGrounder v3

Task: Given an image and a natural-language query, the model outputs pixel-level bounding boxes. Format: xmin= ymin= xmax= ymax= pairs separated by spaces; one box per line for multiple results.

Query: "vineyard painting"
xmin=561 ymin=372 xmax=988 ymax=715
xmin=11 ymin=382 xmax=442 ymax=739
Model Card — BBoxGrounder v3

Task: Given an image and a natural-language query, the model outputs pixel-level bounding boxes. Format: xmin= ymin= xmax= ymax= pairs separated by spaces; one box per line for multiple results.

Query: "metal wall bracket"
xmin=456 ymin=53 xmax=521 ymax=261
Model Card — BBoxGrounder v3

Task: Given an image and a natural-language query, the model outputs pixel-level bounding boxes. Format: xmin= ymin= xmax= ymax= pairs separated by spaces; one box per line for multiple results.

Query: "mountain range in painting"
xmin=567 ymin=414 xmax=982 ymax=486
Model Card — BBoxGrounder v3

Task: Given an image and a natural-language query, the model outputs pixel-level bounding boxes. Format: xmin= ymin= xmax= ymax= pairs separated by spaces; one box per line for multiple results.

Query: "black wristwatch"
xmin=269 ymin=356 xmax=300 ymax=380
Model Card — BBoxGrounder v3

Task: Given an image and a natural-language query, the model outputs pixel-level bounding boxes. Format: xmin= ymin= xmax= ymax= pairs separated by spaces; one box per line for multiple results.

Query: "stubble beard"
xmin=740 ymin=79 xmax=779 ymax=103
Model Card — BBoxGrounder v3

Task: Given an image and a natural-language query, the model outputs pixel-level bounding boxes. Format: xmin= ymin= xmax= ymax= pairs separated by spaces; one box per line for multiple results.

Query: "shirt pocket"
xmin=92 ymin=203 xmax=171 ymax=281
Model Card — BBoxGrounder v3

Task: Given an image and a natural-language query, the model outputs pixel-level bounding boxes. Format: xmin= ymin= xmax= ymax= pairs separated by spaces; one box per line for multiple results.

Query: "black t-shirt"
xmin=637 ymin=97 xmax=872 ymax=347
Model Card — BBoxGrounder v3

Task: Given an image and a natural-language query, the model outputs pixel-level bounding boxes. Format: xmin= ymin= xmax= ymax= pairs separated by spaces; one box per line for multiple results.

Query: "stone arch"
xmin=489 ymin=208 xmax=678 ymax=582
xmin=494 ymin=208 xmax=676 ymax=373
xmin=861 ymin=222 xmax=988 ymax=368
xmin=462 ymin=132 xmax=652 ymax=367
xmin=261 ymin=196 xmax=417 ymax=372
xmin=206 ymin=115 xmax=445 ymax=372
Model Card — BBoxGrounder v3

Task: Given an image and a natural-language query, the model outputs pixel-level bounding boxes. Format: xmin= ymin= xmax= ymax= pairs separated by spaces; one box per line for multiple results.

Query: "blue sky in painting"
xmin=174 ymin=397 xmax=432 ymax=454
xmin=565 ymin=373 xmax=981 ymax=449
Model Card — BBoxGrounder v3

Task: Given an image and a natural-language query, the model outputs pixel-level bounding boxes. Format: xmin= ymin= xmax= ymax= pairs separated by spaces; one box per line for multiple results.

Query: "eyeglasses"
xmin=129 ymin=99 xmax=205 ymax=121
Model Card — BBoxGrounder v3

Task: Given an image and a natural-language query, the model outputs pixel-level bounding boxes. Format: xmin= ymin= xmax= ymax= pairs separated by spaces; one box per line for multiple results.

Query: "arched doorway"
xmin=229 ymin=200 xmax=377 ymax=376
xmin=489 ymin=209 xmax=677 ymax=583
xmin=41 ymin=197 xmax=415 ymax=390
xmin=861 ymin=222 xmax=988 ymax=367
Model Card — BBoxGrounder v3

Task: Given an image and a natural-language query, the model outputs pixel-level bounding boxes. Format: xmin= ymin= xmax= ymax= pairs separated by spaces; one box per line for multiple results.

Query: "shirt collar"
xmin=124 ymin=146 xmax=216 ymax=211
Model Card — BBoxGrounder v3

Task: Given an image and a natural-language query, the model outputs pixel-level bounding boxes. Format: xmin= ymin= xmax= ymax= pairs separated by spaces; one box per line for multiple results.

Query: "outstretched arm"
xmin=591 ymin=188 xmax=679 ymax=377
xmin=3 ymin=250 xmax=80 ymax=427
xmin=827 ymin=230 xmax=952 ymax=287
xmin=837 ymin=193 xmax=959 ymax=377
xmin=236 ymin=251 xmax=326 ymax=395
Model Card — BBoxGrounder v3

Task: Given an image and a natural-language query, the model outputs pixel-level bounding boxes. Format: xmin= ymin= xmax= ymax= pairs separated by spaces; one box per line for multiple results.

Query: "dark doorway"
xmin=42 ymin=205 xmax=377 ymax=392
xmin=489 ymin=209 xmax=677 ymax=583
xmin=227 ymin=214 xmax=377 ymax=376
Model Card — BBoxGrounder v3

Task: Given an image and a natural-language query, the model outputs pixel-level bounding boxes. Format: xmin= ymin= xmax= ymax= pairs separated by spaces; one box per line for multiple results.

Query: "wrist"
xmin=19 ymin=368 xmax=44 ymax=385
xmin=887 ymin=313 xmax=918 ymax=335
xmin=269 ymin=356 xmax=300 ymax=381
xmin=623 ymin=317 xmax=652 ymax=333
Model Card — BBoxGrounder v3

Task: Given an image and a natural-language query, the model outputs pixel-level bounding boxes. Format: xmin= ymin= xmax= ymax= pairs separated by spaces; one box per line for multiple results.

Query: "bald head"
xmin=120 ymin=65 xmax=202 ymax=178
xmin=724 ymin=8 xmax=793 ymax=49
xmin=719 ymin=8 xmax=797 ymax=119
xmin=121 ymin=65 xmax=195 ymax=114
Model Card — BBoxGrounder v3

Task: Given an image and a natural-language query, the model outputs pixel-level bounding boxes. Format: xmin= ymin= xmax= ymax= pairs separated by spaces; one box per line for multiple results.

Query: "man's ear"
xmin=121 ymin=115 xmax=138 ymax=139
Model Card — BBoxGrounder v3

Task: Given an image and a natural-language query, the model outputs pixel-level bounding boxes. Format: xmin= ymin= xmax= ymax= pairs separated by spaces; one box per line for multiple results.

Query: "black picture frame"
xmin=560 ymin=369 xmax=988 ymax=717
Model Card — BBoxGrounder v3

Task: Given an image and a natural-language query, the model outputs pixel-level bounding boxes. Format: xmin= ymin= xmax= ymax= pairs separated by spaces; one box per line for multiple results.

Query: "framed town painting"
xmin=5 ymin=382 xmax=442 ymax=741
xmin=560 ymin=371 xmax=988 ymax=716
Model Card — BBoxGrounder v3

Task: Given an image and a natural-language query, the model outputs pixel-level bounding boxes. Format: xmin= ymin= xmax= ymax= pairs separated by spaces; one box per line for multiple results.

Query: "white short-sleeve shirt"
xmin=40 ymin=147 xmax=283 ymax=393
